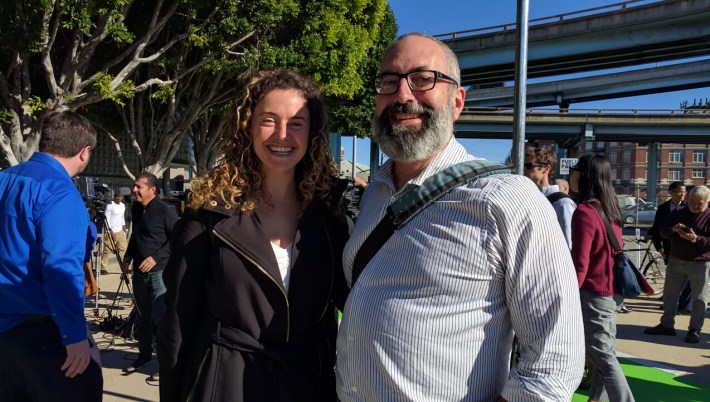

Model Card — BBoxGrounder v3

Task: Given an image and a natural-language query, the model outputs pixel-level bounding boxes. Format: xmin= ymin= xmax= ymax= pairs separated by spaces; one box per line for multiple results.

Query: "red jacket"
xmin=571 ymin=201 xmax=622 ymax=296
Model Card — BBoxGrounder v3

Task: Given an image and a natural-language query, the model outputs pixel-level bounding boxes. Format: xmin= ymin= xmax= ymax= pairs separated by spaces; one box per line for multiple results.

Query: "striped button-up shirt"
xmin=336 ymin=139 xmax=584 ymax=402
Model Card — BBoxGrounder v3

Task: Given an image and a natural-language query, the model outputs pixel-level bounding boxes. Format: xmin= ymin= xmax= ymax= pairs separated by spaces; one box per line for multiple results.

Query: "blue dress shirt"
xmin=0 ymin=152 xmax=89 ymax=344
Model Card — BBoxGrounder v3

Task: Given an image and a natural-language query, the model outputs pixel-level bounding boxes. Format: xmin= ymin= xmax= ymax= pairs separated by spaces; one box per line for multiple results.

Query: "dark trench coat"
xmin=156 ymin=196 xmax=350 ymax=402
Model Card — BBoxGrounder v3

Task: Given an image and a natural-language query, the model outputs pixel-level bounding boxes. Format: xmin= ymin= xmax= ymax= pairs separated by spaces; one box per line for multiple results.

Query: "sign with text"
xmin=559 ymin=158 xmax=579 ymax=175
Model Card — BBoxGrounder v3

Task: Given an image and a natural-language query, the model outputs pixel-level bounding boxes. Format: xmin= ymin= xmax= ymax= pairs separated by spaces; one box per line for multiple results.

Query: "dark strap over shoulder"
xmin=589 ymin=202 xmax=623 ymax=252
xmin=351 ymin=160 xmax=510 ymax=287
xmin=546 ymin=191 xmax=571 ymax=204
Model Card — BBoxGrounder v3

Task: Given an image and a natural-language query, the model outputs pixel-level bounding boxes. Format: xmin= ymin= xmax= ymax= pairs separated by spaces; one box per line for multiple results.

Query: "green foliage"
xmin=326 ymin=4 xmax=398 ymax=137
xmin=60 ymin=0 xmax=93 ymax=35
xmin=151 ymin=84 xmax=175 ymax=103
xmin=0 ymin=0 xmax=395 ymax=166
xmin=23 ymin=96 xmax=46 ymax=115
xmin=92 ymin=73 xmax=135 ymax=106
xmin=0 ymin=108 xmax=12 ymax=125
xmin=0 ymin=0 xmax=53 ymax=54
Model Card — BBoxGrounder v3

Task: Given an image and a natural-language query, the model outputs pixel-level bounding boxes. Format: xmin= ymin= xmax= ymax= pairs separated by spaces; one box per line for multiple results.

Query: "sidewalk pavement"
xmin=87 ymin=254 xmax=710 ymax=402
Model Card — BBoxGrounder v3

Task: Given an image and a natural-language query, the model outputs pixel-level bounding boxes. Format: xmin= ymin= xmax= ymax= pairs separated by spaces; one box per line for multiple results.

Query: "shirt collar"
xmin=29 ymin=152 xmax=72 ymax=180
xmin=372 ymin=137 xmax=479 ymax=193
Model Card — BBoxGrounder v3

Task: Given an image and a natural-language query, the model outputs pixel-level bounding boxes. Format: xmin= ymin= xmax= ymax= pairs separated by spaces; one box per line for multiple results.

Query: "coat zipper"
xmin=211 ymin=229 xmax=291 ymax=341
xmin=318 ymin=216 xmax=335 ymax=321
xmin=186 ymin=347 xmax=211 ymax=402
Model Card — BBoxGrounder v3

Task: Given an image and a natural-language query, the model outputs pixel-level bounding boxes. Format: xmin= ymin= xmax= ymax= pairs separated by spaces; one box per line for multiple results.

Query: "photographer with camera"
xmin=0 ymin=111 xmax=103 ymax=401
xmin=100 ymin=192 xmax=128 ymax=275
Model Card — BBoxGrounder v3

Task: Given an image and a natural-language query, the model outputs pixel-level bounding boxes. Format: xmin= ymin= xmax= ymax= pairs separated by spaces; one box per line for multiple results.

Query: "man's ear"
xmin=452 ymin=86 xmax=466 ymax=120
xmin=79 ymin=146 xmax=92 ymax=162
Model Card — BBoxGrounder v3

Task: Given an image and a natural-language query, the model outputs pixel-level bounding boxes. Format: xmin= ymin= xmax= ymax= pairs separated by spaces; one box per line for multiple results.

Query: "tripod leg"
xmin=92 ymin=230 xmax=104 ymax=317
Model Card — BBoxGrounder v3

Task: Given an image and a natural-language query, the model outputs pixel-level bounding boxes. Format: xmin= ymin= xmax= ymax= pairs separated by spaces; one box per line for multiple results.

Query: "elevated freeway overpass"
xmin=465 ymin=59 xmax=710 ymax=108
xmin=439 ymin=0 xmax=710 ymax=86
xmin=455 ymin=108 xmax=710 ymax=147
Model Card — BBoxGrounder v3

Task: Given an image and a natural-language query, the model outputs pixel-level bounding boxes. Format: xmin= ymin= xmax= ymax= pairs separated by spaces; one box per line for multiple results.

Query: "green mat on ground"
xmin=573 ymin=357 xmax=710 ymax=402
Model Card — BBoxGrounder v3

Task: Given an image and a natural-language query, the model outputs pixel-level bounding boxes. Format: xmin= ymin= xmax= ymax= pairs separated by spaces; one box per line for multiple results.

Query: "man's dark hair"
xmin=39 ymin=111 xmax=97 ymax=158
xmin=137 ymin=172 xmax=158 ymax=189
xmin=668 ymin=181 xmax=685 ymax=192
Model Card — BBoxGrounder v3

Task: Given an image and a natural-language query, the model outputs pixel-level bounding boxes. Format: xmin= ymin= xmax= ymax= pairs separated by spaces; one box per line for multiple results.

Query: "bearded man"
xmin=335 ymin=33 xmax=585 ymax=402
xmin=645 ymin=185 xmax=710 ymax=344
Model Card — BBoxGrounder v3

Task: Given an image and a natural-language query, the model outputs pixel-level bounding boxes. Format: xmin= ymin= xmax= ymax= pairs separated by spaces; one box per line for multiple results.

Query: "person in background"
xmin=524 ymin=146 xmax=576 ymax=248
xmin=0 ymin=111 xmax=103 ymax=401
xmin=100 ymin=192 xmax=128 ymax=275
xmin=644 ymin=185 xmax=710 ymax=344
xmin=646 ymin=181 xmax=692 ymax=314
xmin=336 ymin=33 xmax=584 ymax=402
xmin=122 ymin=172 xmax=178 ymax=377
xmin=570 ymin=153 xmax=635 ymax=402
xmin=157 ymin=69 xmax=350 ymax=401
xmin=555 ymin=178 xmax=570 ymax=194
xmin=647 ymin=181 xmax=686 ymax=262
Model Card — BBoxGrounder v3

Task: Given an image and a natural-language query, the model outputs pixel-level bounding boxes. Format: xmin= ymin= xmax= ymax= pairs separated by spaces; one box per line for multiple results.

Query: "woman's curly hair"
xmin=188 ymin=69 xmax=339 ymax=213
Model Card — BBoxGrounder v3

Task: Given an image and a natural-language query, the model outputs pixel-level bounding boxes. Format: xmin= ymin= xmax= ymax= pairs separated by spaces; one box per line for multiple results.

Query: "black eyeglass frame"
xmin=373 ymin=70 xmax=460 ymax=95
xmin=523 ymin=162 xmax=547 ymax=170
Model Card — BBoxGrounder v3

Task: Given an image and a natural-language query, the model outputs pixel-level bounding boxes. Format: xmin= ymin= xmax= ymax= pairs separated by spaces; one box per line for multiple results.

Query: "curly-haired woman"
xmin=157 ymin=69 xmax=350 ymax=402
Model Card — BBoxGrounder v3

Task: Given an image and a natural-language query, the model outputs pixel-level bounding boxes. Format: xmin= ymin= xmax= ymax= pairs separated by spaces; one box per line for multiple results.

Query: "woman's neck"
xmin=257 ymin=171 xmax=299 ymax=213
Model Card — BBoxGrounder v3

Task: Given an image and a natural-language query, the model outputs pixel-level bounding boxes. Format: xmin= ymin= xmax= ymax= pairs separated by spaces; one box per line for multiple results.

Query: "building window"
xmin=585 ymin=142 xmax=593 ymax=151
xmin=693 ymin=150 xmax=705 ymax=163
xmin=610 ymin=142 xmax=618 ymax=147
xmin=622 ymin=150 xmax=631 ymax=163
xmin=692 ymin=169 xmax=705 ymax=179
xmin=609 ymin=152 xmax=617 ymax=163
xmin=669 ymin=151 xmax=681 ymax=163
xmin=668 ymin=169 xmax=680 ymax=181
xmin=622 ymin=168 xmax=631 ymax=180
xmin=611 ymin=168 xmax=617 ymax=180
xmin=645 ymin=152 xmax=648 ymax=163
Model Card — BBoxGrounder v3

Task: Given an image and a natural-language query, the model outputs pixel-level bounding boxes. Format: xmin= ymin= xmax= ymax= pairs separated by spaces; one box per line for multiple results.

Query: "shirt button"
xmin=351 ymin=386 xmax=358 ymax=392
xmin=389 ymin=196 xmax=396 ymax=202
xmin=348 ymin=335 xmax=354 ymax=341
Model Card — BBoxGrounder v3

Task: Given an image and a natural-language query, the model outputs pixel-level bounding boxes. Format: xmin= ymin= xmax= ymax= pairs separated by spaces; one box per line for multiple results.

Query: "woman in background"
xmin=570 ymin=154 xmax=635 ymax=402
xmin=157 ymin=69 xmax=349 ymax=402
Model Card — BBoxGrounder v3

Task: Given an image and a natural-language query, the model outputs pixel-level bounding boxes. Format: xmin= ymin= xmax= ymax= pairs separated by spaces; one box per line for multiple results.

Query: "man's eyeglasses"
xmin=374 ymin=70 xmax=459 ymax=95
xmin=523 ymin=162 xmax=546 ymax=170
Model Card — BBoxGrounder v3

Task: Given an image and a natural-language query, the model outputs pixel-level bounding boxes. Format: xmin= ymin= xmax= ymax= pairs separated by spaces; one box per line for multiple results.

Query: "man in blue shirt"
xmin=0 ymin=111 xmax=103 ymax=401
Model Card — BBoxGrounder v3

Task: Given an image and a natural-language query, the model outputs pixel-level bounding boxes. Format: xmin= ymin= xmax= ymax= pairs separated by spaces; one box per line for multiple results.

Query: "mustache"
xmin=380 ymin=102 xmax=433 ymax=122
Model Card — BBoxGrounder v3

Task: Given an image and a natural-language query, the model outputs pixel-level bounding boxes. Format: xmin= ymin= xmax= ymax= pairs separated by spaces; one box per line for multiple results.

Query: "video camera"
xmin=73 ymin=176 xmax=113 ymax=229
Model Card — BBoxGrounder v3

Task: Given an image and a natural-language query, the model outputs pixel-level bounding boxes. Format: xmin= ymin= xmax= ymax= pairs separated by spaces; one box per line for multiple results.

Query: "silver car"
xmin=622 ymin=204 xmax=657 ymax=224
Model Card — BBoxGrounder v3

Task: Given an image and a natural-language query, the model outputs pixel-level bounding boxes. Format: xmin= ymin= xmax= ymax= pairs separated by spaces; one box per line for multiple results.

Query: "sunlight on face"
xmin=250 ymin=89 xmax=310 ymax=178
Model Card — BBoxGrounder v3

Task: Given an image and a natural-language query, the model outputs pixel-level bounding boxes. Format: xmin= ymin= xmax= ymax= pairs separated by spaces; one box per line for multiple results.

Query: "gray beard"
xmin=372 ymin=101 xmax=454 ymax=162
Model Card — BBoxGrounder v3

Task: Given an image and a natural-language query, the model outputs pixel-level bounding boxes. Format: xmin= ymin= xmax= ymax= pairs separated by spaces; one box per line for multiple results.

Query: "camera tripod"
xmin=92 ymin=214 xmax=141 ymax=331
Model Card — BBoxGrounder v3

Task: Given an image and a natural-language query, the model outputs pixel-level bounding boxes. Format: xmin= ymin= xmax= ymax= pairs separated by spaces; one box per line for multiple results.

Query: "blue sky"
xmin=340 ymin=0 xmax=708 ymax=166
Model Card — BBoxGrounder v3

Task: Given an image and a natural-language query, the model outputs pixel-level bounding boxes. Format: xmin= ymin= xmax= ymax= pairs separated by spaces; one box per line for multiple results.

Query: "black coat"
xmin=157 ymin=197 xmax=349 ymax=402
xmin=648 ymin=200 xmax=684 ymax=256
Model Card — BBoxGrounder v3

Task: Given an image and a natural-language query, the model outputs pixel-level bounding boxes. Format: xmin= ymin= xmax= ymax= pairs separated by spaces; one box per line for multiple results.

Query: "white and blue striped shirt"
xmin=336 ymin=139 xmax=584 ymax=402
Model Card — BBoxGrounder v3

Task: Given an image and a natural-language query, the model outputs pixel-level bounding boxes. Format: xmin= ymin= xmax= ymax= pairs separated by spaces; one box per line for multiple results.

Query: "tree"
xmin=0 ymin=0 xmax=393 ymax=176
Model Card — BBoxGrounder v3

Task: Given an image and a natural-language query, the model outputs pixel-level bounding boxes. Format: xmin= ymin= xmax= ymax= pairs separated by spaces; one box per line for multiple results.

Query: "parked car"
xmin=624 ymin=202 xmax=655 ymax=211
xmin=622 ymin=204 xmax=657 ymax=224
